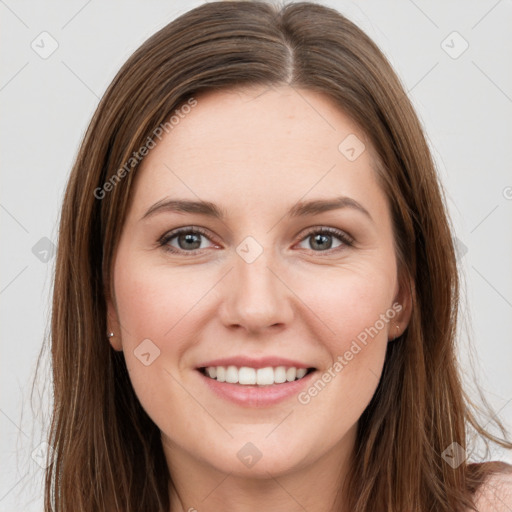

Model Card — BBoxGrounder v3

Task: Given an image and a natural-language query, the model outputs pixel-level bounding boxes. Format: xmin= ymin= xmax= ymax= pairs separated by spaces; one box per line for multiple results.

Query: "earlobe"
xmin=107 ymin=331 xmax=123 ymax=351
xmin=389 ymin=274 xmax=413 ymax=341
xmin=390 ymin=323 xmax=401 ymax=341
xmin=106 ymin=298 xmax=123 ymax=351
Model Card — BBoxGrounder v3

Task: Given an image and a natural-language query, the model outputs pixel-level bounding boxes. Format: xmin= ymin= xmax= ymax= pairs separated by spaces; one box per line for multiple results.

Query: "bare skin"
xmin=107 ymin=85 xmax=412 ymax=512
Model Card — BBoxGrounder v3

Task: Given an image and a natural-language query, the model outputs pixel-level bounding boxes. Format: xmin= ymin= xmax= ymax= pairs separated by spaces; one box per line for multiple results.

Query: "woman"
xmin=43 ymin=1 xmax=512 ymax=510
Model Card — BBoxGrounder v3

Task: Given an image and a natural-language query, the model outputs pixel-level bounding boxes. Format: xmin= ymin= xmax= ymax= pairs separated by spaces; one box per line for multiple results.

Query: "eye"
xmin=158 ymin=226 xmax=353 ymax=255
xmin=158 ymin=226 xmax=217 ymax=254
xmin=296 ymin=227 xmax=353 ymax=253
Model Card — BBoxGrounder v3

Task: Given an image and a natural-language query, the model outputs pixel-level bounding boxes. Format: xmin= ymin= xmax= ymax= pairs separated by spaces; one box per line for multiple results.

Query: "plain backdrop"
xmin=1 ymin=0 xmax=511 ymax=510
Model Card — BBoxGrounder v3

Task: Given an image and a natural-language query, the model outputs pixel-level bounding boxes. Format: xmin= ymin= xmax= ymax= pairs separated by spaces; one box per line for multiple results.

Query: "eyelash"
xmin=157 ymin=226 xmax=354 ymax=256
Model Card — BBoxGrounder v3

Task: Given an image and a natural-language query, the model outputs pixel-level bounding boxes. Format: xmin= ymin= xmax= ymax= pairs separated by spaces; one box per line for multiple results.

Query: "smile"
xmin=199 ymin=365 xmax=315 ymax=386
xmin=196 ymin=365 xmax=319 ymax=408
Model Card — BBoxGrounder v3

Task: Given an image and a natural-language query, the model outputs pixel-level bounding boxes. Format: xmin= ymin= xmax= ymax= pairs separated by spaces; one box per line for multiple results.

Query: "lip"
xmin=197 ymin=368 xmax=317 ymax=408
xmin=196 ymin=356 xmax=313 ymax=370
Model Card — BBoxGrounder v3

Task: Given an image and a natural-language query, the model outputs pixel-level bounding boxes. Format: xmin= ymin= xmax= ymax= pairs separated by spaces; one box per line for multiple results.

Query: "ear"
xmin=106 ymin=294 xmax=123 ymax=352
xmin=389 ymin=271 xmax=413 ymax=341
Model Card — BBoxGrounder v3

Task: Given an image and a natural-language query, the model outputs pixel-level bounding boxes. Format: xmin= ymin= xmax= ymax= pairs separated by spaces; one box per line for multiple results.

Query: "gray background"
xmin=1 ymin=0 xmax=511 ymax=509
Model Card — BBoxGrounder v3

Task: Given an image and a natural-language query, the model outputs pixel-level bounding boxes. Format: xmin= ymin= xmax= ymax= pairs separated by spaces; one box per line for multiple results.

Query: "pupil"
xmin=312 ymin=234 xmax=331 ymax=250
xmin=179 ymin=233 xmax=201 ymax=250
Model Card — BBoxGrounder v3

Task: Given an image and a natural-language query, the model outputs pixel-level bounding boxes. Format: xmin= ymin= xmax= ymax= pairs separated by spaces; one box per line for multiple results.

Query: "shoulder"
xmin=472 ymin=462 xmax=512 ymax=512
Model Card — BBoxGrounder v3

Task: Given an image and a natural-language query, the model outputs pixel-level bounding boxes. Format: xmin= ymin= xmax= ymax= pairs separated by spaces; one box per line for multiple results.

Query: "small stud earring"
xmin=107 ymin=332 xmax=114 ymax=338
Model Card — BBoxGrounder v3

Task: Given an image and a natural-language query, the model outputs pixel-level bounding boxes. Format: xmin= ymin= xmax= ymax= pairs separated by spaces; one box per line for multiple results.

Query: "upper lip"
xmin=196 ymin=356 xmax=315 ymax=370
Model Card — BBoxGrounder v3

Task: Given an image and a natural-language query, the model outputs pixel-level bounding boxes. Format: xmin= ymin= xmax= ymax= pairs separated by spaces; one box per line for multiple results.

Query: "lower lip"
xmin=197 ymin=369 xmax=317 ymax=408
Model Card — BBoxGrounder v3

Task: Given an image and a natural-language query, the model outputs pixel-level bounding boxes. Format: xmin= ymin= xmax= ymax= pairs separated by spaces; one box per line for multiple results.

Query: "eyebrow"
xmin=140 ymin=195 xmax=373 ymax=222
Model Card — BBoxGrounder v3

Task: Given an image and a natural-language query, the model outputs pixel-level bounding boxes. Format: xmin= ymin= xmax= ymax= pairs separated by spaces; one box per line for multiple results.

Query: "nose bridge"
xmin=223 ymin=236 xmax=292 ymax=332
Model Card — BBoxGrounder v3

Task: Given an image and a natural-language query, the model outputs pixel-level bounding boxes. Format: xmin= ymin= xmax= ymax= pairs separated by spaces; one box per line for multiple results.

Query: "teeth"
xmin=239 ymin=366 xmax=256 ymax=385
xmin=297 ymin=368 xmax=308 ymax=379
xmin=202 ymin=365 xmax=311 ymax=386
xmin=225 ymin=366 xmax=238 ymax=384
xmin=216 ymin=366 xmax=226 ymax=382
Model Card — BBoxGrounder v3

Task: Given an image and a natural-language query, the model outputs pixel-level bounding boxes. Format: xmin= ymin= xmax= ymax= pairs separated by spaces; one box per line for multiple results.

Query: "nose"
xmin=218 ymin=244 xmax=294 ymax=335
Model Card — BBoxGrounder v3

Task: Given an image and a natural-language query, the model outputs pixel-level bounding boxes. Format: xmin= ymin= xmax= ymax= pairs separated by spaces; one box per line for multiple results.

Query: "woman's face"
xmin=108 ymin=85 xmax=410 ymax=480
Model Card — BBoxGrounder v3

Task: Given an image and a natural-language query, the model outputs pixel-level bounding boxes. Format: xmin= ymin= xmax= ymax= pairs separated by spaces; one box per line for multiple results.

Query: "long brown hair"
xmin=41 ymin=1 xmax=511 ymax=510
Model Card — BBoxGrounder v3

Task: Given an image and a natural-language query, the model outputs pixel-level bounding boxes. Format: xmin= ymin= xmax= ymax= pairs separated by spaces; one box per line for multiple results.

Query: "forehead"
xmin=130 ymin=85 xmax=384 ymax=218
xmin=161 ymin=85 xmax=369 ymax=161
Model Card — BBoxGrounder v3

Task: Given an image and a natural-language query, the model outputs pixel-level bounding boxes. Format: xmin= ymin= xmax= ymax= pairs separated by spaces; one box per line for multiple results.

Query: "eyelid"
xmin=158 ymin=225 xmax=354 ymax=255
xmin=298 ymin=226 xmax=354 ymax=247
xmin=157 ymin=226 xmax=219 ymax=252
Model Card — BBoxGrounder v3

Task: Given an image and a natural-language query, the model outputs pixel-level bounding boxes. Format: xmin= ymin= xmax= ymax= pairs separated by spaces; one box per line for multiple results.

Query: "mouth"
xmin=197 ymin=365 xmax=317 ymax=386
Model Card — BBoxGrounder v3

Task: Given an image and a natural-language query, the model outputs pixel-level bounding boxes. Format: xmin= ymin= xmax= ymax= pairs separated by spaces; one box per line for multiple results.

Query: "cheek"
xmin=297 ymin=259 xmax=396 ymax=400
xmin=302 ymin=261 xmax=396 ymax=346
xmin=113 ymin=253 xmax=208 ymax=341
xmin=111 ymin=250 xmax=213 ymax=402
xmin=114 ymin=244 xmax=397 ymax=382
xmin=293 ymin=271 xmax=394 ymax=440
xmin=112 ymin=252 xmax=209 ymax=422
